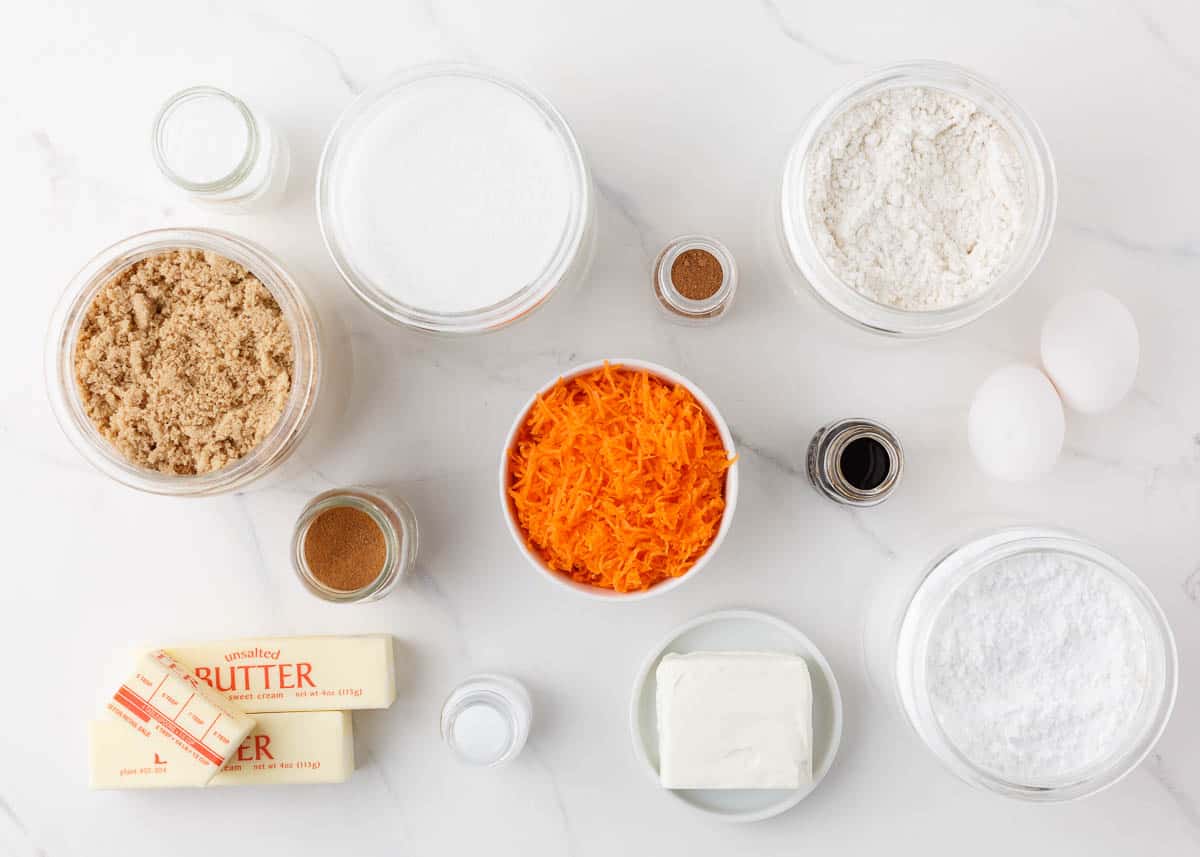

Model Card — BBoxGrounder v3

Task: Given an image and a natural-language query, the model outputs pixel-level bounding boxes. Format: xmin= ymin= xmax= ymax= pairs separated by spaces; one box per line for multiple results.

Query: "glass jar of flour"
xmin=776 ymin=61 xmax=1057 ymax=337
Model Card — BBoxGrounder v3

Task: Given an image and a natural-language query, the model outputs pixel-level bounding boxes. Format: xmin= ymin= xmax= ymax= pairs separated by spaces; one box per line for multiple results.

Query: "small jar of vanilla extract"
xmin=807 ymin=418 xmax=903 ymax=507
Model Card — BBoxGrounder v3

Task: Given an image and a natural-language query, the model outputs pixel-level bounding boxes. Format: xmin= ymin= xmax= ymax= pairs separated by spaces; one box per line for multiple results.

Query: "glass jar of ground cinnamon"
xmin=652 ymin=235 xmax=738 ymax=324
xmin=290 ymin=487 xmax=418 ymax=602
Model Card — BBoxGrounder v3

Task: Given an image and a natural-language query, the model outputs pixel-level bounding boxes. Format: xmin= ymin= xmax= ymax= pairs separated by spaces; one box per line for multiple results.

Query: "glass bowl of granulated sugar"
xmin=779 ymin=60 xmax=1057 ymax=337
xmin=317 ymin=64 xmax=594 ymax=335
xmin=894 ymin=527 xmax=1177 ymax=801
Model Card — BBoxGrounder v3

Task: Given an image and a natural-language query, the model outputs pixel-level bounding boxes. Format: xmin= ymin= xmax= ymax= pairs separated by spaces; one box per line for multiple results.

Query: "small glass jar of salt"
xmin=152 ymin=86 xmax=289 ymax=210
xmin=440 ymin=675 xmax=532 ymax=767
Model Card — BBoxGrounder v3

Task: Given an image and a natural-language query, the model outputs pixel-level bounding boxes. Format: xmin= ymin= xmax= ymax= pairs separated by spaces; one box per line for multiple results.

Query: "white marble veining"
xmin=3 ymin=1 xmax=1199 ymax=855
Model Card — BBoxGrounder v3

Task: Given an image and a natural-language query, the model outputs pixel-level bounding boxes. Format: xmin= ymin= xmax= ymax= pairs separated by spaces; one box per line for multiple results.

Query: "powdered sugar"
xmin=805 ymin=86 xmax=1026 ymax=310
xmin=926 ymin=551 xmax=1148 ymax=783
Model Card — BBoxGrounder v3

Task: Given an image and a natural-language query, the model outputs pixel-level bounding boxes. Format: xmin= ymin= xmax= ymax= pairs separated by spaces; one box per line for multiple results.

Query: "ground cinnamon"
xmin=670 ymin=249 xmax=724 ymax=300
xmin=303 ymin=506 xmax=387 ymax=591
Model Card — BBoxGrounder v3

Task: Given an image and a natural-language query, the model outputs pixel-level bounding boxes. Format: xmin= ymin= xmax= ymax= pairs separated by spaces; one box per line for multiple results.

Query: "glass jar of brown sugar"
xmin=291 ymin=487 xmax=418 ymax=602
xmin=652 ymin=235 xmax=738 ymax=324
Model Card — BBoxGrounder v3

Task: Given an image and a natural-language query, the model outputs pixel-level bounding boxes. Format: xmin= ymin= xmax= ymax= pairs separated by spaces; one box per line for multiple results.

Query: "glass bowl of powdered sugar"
xmin=779 ymin=61 xmax=1057 ymax=337
xmin=894 ymin=527 xmax=1177 ymax=801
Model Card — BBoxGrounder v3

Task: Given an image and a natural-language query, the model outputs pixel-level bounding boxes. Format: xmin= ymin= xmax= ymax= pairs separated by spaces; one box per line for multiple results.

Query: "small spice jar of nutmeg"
xmin=652 ymin=235 xmax=738 ymax=324
xmin=291 ymin=487 xmax=418 ymax=603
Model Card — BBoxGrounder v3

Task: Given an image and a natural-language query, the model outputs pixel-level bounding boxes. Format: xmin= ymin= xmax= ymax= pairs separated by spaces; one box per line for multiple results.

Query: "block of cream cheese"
xmin=656 ymin=652 xmax=812 ymax=790
xmin=161 ymin=635 xmax=396 ymax=712
xmin=106 ymin=649 xmax=256 ymax=785
xmin=89 ymin=711 xmax=355 ymax=789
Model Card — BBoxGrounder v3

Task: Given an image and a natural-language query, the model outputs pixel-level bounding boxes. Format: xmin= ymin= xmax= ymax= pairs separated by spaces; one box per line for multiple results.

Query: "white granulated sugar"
xmin=332 ymin=76 xmax=573 ymax=314
xmin=926 ymin=551 xmax=1148 ymax=783
xmin=806 ymin=86 xmax=1026 ymax=310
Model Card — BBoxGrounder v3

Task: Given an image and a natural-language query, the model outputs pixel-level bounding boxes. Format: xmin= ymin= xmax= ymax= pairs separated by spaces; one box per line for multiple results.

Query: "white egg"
xmin=1041 ymin=290 xmax=1139 ymax=414
xmin=968 ymin=365 xmax=1065 ymax=481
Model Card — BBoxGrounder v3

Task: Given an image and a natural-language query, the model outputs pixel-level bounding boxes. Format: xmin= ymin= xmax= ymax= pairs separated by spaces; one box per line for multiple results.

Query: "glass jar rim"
xmin=440 ymin=674 xmax=532 ymax=766
xmin=152 ymin=86 xmax=261 ymax=194
xmin=895 ymin=527 xmax=1178 ymax=801
xmin=655 ymin=235 xmax=738 ymax=316
xmin=780 ymin=60 xmax=1058 ymax=337
xmin=814 ymin=419 xmax=903 ymax=504
xmin=316 ymin=62 xmax=592 ymax=335
xmin=44 ymin=227 xmax=322 ymax=496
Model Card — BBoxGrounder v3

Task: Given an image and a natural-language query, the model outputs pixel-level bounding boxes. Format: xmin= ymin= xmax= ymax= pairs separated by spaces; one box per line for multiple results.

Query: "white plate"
xmin=629 ymin=609 xmax=844 ymax=823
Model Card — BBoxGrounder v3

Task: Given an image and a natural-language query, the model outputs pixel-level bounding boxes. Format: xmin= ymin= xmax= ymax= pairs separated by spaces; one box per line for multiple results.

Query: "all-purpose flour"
xmin=926 ymin=551 xmax=1148 ymax=782
xmin=805 ymin=87 xmax=1026 ymax=310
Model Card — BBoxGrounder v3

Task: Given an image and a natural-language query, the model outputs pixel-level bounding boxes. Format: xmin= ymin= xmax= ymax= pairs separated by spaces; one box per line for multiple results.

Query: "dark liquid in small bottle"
xmin=838 ymin=437 xmax=891 ymax=491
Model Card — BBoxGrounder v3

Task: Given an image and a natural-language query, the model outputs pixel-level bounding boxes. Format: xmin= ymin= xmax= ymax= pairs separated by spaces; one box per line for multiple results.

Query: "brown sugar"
xmin=302 ymin=506 xmax=388 ymax=592
xmin=72 ymin=249 xmax=294 ymax=474
xmin=669 ymin=249 xmax=724 ymax=301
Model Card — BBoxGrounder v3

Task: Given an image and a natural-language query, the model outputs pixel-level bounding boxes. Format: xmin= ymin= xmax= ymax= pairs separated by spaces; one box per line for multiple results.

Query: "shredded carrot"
xmin=507 ymin=363 xmax=735 ymax=593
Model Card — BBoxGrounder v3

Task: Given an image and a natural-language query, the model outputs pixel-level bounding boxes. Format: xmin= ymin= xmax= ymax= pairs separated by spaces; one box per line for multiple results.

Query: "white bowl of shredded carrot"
xmin=500 ymin=359 xmax=739 ymax=599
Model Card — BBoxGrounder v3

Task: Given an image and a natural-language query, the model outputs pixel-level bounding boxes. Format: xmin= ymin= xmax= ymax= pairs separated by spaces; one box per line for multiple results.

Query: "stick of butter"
xmin=106 ymin=650 xmax=256 ymax=786
xmin=89 ymin=711 xmax=354 ymax=789
xmin=161 ymin=635 xmax=395 ymax=713
xmin=656 ymin=651 xmax=813 ymax=790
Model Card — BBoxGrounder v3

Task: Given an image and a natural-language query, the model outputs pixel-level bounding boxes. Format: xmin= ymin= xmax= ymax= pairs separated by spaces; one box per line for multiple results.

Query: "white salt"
xmin=159 ymin=92 xmax=251 ymax=184
xmin=451 ymin=702 xmax=513 ymax=765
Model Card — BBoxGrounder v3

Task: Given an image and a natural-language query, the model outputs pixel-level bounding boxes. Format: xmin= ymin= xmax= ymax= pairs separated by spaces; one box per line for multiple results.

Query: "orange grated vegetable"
xmin=507 ymin=363 xmax=735 ymax=593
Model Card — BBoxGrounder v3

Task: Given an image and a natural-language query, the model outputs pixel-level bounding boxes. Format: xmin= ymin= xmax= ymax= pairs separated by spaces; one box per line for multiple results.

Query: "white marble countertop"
xmin=3 ymin=1 xmax=1199 ymax=854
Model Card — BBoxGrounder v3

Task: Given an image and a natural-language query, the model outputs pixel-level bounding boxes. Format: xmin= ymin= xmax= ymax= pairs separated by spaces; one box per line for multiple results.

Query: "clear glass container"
xmin=441 ymin=675 xmax=532 ymax=767
xmin=317 ymin=63 xmax=594 ymax=334
xmin=45 ymin=228 xmax=322 ymax=495
xmin=778 ymin=60 xmax=1057 ymax=337
xmin=652 ymin=235 xmax=738 ymax=324
xmin=291 ymin=487 xmax=418 ymax=603
xmin=894 ymin=527 xmax=1177 ymax=801
xmin=152 ymin=86 xmax=289 ymax=209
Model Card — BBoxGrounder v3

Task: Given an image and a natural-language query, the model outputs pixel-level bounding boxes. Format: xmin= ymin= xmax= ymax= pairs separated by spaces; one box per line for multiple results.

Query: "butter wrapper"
xmin=106 ymin=649 xmax=255 ymax=785
xmin=90 ymin=711 xmax=353 ymax=789
xmin=162 ymin=635 xmax=396 ymax=713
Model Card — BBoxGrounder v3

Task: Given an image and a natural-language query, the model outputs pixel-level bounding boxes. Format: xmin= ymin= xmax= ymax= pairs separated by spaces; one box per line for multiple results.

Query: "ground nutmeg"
xmin=670 ymin=248 xmax=724 ymax=301
xmin=303 ymin=506 xmax=387 ymax=592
